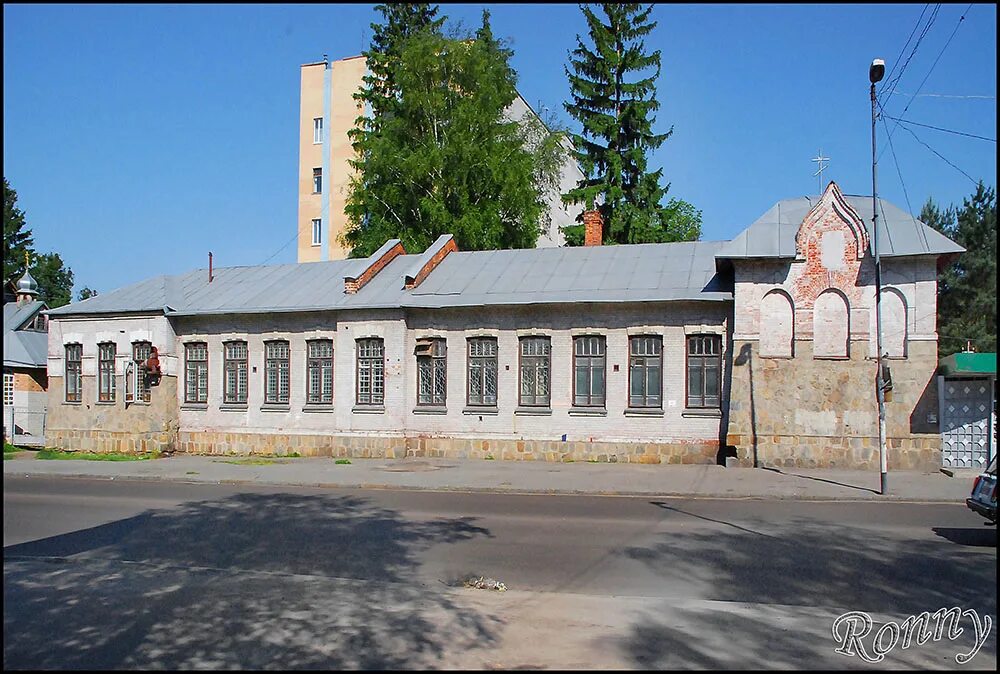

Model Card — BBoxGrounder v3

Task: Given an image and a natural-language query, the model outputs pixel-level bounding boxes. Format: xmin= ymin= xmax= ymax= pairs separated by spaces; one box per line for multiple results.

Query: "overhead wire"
xmin=896 ymin=123 xmax=980 ymax=186
xmin=880 ymin=3 xmax=974 ymax=161
xmin=881 ymin=114 xmax=996 ymax=143
xmin=880 ymin=3 xmax=940 ymax=105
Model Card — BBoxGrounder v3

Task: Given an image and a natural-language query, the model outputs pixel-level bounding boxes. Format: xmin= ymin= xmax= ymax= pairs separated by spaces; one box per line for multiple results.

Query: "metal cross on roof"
xmin=811 ymin=150 xmax=830 ymax=194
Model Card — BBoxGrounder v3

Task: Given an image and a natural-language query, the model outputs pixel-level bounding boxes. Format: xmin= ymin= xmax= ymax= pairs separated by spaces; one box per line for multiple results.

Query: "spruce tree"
xmin=3 ymin=177 xmax=34 ymax=283
xmin=562 ymin=3 xmax=700 ymax=245
xmin=922 ymin=183 xmax=997 ymax=356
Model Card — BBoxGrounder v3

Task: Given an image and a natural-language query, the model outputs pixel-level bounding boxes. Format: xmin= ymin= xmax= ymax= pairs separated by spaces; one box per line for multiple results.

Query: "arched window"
xmin=873 ymin=288 xmax=907 ymax=358
xmin=760 ymin=290 xmax=794 ymax=357
xmin=814 ymin=290 xmax=849 ymax=358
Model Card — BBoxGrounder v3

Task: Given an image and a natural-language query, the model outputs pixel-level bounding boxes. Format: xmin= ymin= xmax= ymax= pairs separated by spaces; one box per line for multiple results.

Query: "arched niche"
xmin=872 ymin=288 xmax=907 ymax=358
xmin=760 ymin=290 xmax=794 ymax=357
xmin=814 ymin=289 xmax=849 ymax=358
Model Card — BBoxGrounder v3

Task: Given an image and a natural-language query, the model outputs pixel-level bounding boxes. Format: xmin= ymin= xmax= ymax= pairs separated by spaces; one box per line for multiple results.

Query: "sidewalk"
xmin=3 ymin=450 xmax=980 ymax=502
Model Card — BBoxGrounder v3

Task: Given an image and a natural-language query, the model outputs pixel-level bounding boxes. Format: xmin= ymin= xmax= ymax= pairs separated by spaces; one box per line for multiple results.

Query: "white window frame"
xmin=312 ymin=219 xmax=322 ymax=246
xmin=313 ymin=117 xmax=323 ymax=144
xmin=3 ymin=372 xmax=14 ymax=407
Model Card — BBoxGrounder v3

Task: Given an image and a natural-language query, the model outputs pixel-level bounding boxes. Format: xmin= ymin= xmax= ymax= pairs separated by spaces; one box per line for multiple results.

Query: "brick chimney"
xmin=583 ymin=209 xmax=603 ymax=246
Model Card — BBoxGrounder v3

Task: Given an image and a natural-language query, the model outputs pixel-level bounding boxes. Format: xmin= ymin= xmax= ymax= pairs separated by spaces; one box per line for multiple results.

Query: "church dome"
xmin=17 ymin=268 xmax=39 ymax=296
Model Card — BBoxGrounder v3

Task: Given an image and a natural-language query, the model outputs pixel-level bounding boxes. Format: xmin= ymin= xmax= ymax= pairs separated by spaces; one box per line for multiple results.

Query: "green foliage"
xmin=4 ymin=176 xmax=81 ymax=307
xmin=344 ymin=12 xmax=567 ymax=257
xmin=353 ymin=3 xmax=445 ymax=138
xmin=921 ymin=182 xmax=997 ymax=357
xmin=335 ymin=458 xmax=352 ymax=465
xmin=77 ymin=287 xmax=98 ymax=301
xmin=31 ymin=252 xmax=74 ymax=308
xmin=3 ymin=177 xmax=34 ymax=283
xmin=37 ymin=449 xmax=160 ymax=461
xmin=562 ymin=4 xmax=701 ymax=245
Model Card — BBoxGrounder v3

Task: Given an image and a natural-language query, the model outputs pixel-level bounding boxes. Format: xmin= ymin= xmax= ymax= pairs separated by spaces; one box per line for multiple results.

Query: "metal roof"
xmin=46 ymin=240 xmax=732 ymax=318
xmin=3 ymin=301 xmax=48 ymax=368
xmin=716 ymin=194 xmax=965 ymax=261
xmin=404 ymin=241 xmax=732 ymax=308
xmin=939 ymin=352 xmax=997 ymax=377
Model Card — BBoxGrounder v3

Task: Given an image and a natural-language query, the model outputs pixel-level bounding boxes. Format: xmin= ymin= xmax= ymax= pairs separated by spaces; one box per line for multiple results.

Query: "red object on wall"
xmin=145 ymin=346 xmax=162 ymax=378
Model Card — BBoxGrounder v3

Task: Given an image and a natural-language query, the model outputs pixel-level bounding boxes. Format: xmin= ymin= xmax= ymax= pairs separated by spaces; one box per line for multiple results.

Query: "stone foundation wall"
xmin=726 ymin=338 xmax=942 ymax=470
xmin=45 ymin=429 xmax=177 ymax=455
xmin=177 ymin=430 xmax=719 ymax=465
xmin=45 ymin=375 xmax=179 ymax=453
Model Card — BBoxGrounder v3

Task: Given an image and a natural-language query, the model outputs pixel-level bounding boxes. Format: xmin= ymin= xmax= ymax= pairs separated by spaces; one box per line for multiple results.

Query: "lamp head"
xmin=869 ymin=58 xmax=885 ymax=84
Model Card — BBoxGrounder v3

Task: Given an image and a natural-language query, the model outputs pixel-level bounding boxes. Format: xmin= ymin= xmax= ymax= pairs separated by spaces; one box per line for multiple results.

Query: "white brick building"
xmin=43 ymin=183 xmax=965 ymax=468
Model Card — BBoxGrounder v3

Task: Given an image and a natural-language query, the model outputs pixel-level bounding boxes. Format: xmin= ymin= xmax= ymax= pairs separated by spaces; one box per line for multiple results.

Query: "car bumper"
xmin=966 ymin=498 xmax=997 ymax=522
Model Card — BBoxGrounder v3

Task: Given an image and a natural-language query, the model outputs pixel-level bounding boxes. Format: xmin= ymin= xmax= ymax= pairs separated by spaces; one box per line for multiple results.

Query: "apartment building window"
xmin=356 ymin=338 xmax=384 ymax=406
xmin=306 ymin=339 xmax=333 ymax=405
xmin=4 ymin=372 xmax=15 ymax=407
xmin=132 ymin=341 xmax=152 ymax=403
xmin=312 ymin=219 xmax=322 ymax=246
xmin=629 ymin=336 xmax=662 ymax=408
xmin=65 ymin=344 xmax=82 ymax=402
xmin=573 ymin=336 xmax=606 ymax=407
xmin=313 ymin=167 xmax=322 ymax=194
xmin=224 ymin=341 xmax=249 ymax=405
xmin=185 ymin=342 xmax=208 ymax=404
xmin=519 ymin=336 xmax=551 ymax=407
xmin=687 ymin=335 xmax=722 ymax=409
xmin=98 ymin=342 xmax=116 ymax=403
xmin=313 ymin=117 xmax=323 ymax=144
xmin=467 ymin=337 xmax=498 ymax=407
xmin=264 ymin=341 xmax=291 ymax=405
xmin=416 ymin=338 xmax=447 ymax=406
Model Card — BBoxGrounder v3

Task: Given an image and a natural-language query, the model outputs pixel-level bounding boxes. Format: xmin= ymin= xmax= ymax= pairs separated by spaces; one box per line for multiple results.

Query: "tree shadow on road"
xmin=615 ymin=505 xmax=997 ymax=669
xmin=3 ymin=492 xmax=500 ymax=669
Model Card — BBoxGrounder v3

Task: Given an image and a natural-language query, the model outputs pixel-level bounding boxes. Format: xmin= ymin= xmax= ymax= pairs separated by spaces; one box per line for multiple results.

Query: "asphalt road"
xmin=4 ymin=476 xmax=996 ymax=670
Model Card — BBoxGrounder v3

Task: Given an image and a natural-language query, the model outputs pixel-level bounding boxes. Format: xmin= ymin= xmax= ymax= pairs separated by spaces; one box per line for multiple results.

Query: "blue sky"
xmin=3 ymin=3 xmax=996 ymax=296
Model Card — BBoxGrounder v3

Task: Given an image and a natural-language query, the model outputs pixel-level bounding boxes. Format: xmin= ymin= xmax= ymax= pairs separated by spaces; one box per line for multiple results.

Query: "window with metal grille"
xmin=629 ymin=335 xmax=662 ymax=408
xmin=65 ymin=344 xmax=82 ymax=402
xmin=306 ymin=340 xmax=333 ymax=405
xmin=573 ymin=336 xmax=606 ymax=407
xmin=98 ymin=342 xmax=116 ymax=402
xmin=132 ymin=341 xmax=152 ymax=403
xmin=185 ymin=342 xmax=208 ymax=404
xmin=687 ymin=334 xmax=722 ymax=409
xmin=416 ymin=338 xmax=446 ymax=406
xmin=3 ymin=373 xmax=14 ymax=407
xmin=467 ymin=337 xmax=497 ymax=406
xmin=519 ymin=336 xmax=551 ymax=407
xmin=264 ymin=341 xmax=290 ymax=405
xmin=313 ymin=167 xmax=322 ymax=194
xmin=224 ymin=341 xmax=248 ymax=405
xmin=313 ymin=117 xmax=323 ymax=144
xmin=356 ymin=338 xmax=384 ymax=406
xmin=311 ymin=219 xmax=322 ymax=246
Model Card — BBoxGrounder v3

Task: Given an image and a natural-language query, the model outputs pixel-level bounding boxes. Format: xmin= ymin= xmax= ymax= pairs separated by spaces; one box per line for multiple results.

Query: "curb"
xmin=3 ymin=469 xmax=967 ymax=504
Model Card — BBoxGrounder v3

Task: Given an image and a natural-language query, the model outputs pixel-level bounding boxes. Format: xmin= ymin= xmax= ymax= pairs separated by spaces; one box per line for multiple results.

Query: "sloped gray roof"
xmin=46 ymin=240 xmax=732 ymax=318
xmin=716 ymin=195 xmax=965 ymax=261
xmin=405 ymin=241 xmax=731 ymax=308
xmin=3 ymin=300 xmax=48 ymax=368
xmin=4 ymin=300 xmax=44 ymax=332
xmin=47 ymin=255 xmax=416 ymax=318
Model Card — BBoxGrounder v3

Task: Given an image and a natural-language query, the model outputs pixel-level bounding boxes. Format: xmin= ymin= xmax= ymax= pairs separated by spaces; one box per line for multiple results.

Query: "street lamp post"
xmin=870 ymin=58 xmax=888 ymax=495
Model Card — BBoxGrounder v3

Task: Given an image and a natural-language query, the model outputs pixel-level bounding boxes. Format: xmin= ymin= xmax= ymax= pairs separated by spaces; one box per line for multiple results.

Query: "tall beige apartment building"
xmin=296 ymin=55 xmax=584 ymax=262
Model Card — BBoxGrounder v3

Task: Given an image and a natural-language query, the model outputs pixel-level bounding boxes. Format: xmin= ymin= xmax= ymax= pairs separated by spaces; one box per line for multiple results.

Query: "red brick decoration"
xmin=791 ymin=182 xmax=871 ymax=309
xmin=344 ymin=241 xmax=406 ymax=294
xmin=405 ymin=237 xmax=458 ymax=290
xmin=583 ymin=210 xmax=604 ymax=246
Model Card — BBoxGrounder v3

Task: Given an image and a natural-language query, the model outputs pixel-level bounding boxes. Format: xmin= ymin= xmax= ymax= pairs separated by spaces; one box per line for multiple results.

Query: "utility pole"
xmin=870 ymin=58 xmax=888 ymax=495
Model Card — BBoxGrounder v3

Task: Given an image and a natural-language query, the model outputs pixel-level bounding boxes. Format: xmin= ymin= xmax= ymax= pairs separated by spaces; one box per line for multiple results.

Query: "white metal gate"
xmin=940 ymin=376 xmax=993 ymax=469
